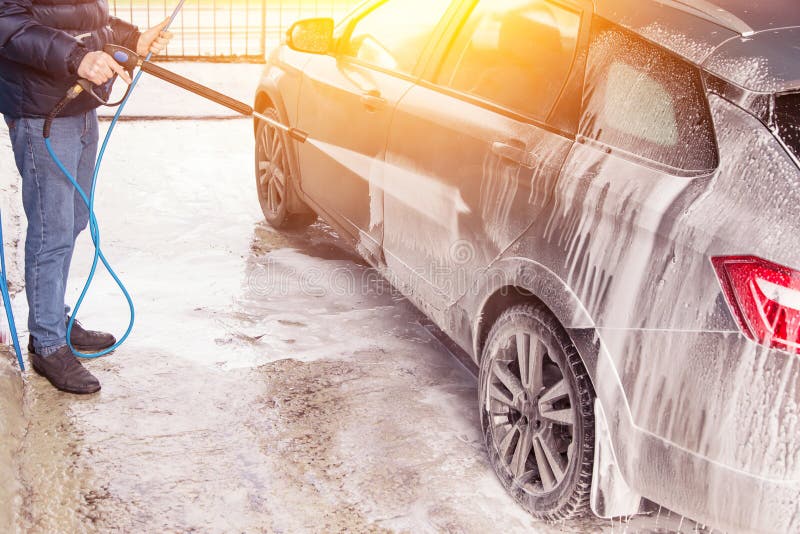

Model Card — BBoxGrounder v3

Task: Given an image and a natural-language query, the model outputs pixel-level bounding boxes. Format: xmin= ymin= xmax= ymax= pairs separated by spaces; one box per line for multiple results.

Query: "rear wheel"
xmin=255 ymin=109 xmax=316 ymax=229
xmin=479 ymin=303 xmax=595 ymax=521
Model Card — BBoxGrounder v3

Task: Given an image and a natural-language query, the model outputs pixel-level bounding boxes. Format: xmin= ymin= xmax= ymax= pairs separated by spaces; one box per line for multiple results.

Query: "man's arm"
xmin=0 ymin=0 xmax=86 ymax=77
xmin=108 ymin=17 xmax=141 ymax=52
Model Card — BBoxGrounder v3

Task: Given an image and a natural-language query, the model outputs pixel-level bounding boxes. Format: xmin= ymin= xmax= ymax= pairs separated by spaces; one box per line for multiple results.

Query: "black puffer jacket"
xmin=0 ymin=0 xmax=140 ymax=118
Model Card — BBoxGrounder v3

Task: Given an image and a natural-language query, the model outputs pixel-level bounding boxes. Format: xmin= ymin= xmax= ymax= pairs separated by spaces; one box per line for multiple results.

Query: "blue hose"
xmin=0 ymin=210 xmax=24 ymax=371
xmin=43 ymin=1 xmax=186 ymax=359
xmin=45 ymin=129 xmax=135 ymax=358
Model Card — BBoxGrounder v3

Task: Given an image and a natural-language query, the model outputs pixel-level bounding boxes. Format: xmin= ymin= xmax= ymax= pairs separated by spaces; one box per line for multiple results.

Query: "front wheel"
xmin=479 ymin=303 xmax=595 ymax=521
xmin=255 ymin=109 xmax=316 ymax=230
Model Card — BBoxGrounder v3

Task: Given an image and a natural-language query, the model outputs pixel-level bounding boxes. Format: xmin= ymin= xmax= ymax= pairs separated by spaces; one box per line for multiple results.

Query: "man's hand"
xmin=137 ymin=18 xmax=173 ymax=57
xmin=77 ymin=51 xmax=132 ymax=85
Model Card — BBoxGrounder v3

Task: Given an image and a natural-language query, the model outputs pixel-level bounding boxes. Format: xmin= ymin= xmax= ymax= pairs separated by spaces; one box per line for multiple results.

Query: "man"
xmin=0 ymin=0 xmax=172 ymax=394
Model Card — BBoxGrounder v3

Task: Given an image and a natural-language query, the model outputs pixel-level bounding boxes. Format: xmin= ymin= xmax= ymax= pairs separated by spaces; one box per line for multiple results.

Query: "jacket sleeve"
xmin=0 ymin=0 xmax=85 ymax=77
xmin=108 ymin=17 xmax=140 ymax=53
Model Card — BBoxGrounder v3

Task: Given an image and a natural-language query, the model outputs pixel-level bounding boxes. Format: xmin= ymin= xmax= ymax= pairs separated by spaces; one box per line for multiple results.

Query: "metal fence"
xmin=110 ymin=1 xmax=363 ymax=62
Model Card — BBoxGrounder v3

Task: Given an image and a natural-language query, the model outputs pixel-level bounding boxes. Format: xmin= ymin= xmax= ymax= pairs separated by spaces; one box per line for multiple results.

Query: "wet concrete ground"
xmin=2 ymin=119 xmax=705 ymax=532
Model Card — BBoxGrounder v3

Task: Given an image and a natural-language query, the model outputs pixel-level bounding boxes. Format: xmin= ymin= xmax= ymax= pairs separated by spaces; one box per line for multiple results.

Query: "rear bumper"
xmin=582 ymin=328 xmax=800 ymax=533
xmin=613 ymin=402 xmax=800 ymax=533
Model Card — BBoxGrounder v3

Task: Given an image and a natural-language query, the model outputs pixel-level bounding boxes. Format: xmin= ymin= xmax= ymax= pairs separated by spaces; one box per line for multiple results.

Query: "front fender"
xmin=254 ymin=59 xmax=306 ymax=209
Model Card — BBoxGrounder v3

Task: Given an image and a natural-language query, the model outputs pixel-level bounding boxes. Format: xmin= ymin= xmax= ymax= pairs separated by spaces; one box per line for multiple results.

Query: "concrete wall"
xmin=1 ymin=124 xmax=23 ymax=293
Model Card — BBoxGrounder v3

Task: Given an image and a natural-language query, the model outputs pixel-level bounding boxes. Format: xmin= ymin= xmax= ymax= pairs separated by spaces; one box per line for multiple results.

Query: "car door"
xmin=294 ymin=0 xmax=455 ymax=262
xmin=382 ymin=0 xmax=590 ymax=311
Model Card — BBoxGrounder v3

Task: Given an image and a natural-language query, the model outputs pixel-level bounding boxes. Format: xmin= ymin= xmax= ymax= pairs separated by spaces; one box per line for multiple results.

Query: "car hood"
xmin=703 ymin=27 xmax=800 ymax=93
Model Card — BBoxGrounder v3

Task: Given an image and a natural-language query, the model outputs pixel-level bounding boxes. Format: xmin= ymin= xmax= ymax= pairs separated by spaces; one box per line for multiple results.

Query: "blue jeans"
xmin=4 ymin=111 xmax=98 ymax=355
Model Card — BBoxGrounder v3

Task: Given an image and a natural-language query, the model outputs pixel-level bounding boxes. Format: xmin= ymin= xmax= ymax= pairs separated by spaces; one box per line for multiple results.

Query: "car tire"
xmin=479 ymin=303 xmax=595 ymax=521
xmin=255 ymin=108 xmax=316 ymax=230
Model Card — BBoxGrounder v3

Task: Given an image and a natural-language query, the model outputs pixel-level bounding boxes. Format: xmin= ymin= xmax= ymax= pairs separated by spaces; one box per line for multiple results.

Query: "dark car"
xmin=253 ymin=1 xmax=800 ymax=531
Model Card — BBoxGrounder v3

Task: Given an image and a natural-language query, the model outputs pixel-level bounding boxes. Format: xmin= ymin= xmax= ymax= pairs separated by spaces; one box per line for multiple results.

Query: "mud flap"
xmin=591 ymin=399 xmax=643 ymax=518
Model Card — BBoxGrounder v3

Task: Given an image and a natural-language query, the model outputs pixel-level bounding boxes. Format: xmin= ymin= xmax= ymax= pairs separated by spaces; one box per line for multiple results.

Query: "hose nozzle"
xmin=252 ymin=111 xmax=309 ymax=144
xmin=289 ymin=129 xmax=309 ymax=143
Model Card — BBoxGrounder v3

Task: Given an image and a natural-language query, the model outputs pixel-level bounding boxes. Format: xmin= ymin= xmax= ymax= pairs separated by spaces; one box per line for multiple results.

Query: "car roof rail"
xmin=654 ymin=0 xmax=755 ymax=36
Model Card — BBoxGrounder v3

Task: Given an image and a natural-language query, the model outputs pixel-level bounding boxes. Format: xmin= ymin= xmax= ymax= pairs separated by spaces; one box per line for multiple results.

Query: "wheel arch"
xmin=471 ymin=258 xmax=597 ymax=379
xmin=253 ymin=82 xmax=290 ymax=133
xmin=474 ymin=285 xmax=542 ymax=357
xmin=253 ymin=90 xmax=276 ymax=134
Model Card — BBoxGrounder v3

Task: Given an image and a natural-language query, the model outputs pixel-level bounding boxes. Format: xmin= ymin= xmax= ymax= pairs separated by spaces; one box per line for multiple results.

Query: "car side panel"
xmin=295 ymin=54 xmax=413 ymax=255
xmin=382 ymin=85 xmax=573 ymax=315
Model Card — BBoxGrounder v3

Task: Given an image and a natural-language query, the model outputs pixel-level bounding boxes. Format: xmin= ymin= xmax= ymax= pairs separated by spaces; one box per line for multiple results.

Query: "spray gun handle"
xmin=102 ymin=44 xmax=142 ymax=74
xmin=50 ymin=44 xmax=141 ymax=138
xmin=65 ymin=45 xmax=139 ymax=101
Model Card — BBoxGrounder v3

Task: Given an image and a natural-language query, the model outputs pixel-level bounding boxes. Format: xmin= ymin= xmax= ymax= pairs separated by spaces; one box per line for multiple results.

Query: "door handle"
xmin=492 ymin=141 xmax=539 ymax=169
xmin=360 ymin=90 xmax=387 ymax=110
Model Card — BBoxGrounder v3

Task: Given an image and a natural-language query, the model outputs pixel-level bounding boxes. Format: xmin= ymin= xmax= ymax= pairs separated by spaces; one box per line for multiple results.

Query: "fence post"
xmin=261 ymin=1 xmax=267 ymax=59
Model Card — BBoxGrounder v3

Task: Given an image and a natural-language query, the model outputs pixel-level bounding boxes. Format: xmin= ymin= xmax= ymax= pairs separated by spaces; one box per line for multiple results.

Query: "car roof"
xmin=687 ymin=0 xmax=800 ymax=33
xmin=595 ymin=0 xmax=800 ymax=39
xmin=593 ymin=0 xmax=800 ymax=92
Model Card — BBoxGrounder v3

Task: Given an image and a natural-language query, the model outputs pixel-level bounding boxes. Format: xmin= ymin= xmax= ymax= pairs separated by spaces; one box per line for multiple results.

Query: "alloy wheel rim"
xmin=257 ymin=122 xmax=287 ymax=217
xmin=485 ymin=331 xmax=576 ymax=494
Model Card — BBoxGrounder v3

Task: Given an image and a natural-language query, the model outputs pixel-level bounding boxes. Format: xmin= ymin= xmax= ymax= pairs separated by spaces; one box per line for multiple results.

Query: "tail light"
xmin=712 ymin=256 xmax=800 ymax=354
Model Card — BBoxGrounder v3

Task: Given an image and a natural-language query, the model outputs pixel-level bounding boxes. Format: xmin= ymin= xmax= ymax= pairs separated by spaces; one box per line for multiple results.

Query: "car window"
xmin=342 ymin=0 xmax=453 ymax=75
xmin=775 ymin=92 xmax=800 ymax=161
xmin=579 ymin=20 xmax=718 ymax=173
xmin=436 ymin=0 xmax=581 ymax=121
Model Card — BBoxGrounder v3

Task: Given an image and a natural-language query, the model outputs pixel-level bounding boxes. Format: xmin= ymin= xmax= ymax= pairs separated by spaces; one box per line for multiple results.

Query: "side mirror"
xmin=286 ymin=18 xmax=334 ymax=55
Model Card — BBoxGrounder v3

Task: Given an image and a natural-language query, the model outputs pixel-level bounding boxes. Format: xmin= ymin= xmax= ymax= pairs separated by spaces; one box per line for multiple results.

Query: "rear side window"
xmin=436 ymin=0 xmax=582 ymax=121
xmin=580 ymin=20 xmax=718 ymax=173
xmin=342 ymin=0 xmax=453 ymax=75
xmin=775 ymin=92 xmax=800 ymax=161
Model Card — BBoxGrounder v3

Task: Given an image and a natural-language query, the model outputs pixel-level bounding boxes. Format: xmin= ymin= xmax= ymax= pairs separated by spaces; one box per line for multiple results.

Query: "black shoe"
xmin=67 ymin=317 xmax=116 ymax=352
xmin=28 ymin=317 xmax=116 ymax=354
xmin=30 ymin=346 xmax=101 ymax=394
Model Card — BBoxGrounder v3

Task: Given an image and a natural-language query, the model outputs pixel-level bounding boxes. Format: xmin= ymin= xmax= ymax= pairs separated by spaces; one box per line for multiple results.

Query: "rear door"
xmin=295 ymin=0 xmax=454 ymax=262
xmin=382 ymin=0 xmax=590 ymax=310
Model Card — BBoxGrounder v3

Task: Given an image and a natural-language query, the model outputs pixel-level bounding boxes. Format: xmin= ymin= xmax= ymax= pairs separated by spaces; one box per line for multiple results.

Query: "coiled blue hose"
xmin=45 ymin=118 xmax=136 ymax=358
xmin=43 ymin=1 xmax=186 ymax=359
xmin=0 ymin=210 xmax=24 ymax=371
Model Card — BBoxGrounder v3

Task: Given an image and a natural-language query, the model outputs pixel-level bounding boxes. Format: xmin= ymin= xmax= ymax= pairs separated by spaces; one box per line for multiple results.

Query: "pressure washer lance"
xmin=44 ymin=44 xmax=309 ymax=143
